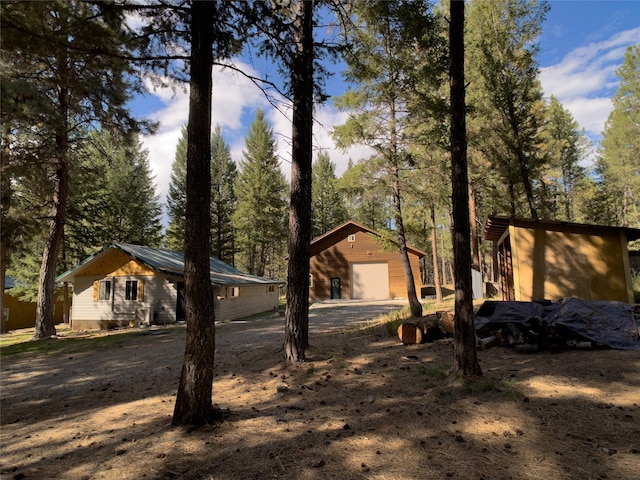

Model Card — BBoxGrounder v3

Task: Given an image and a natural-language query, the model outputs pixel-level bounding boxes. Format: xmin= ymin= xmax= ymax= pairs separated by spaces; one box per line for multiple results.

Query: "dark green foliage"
xmin=338 ymin=159 xmax=392 ymax=230
xmin=1 ymin=0 xmax=148 ymax=337
xmin=312 ymin=152 xmax=347 ymax=237
xmin=165 ymin=126 xmax=188 ymax=251
xmin=539 ymin=96 xmax=590 ymax=221
xmin=233 ymin=109 xmax=288 ymax=277
xmin=598 ymin=45 xmax=640 ymax=228
xmin=67 ymin=130 xmax=163 ymax=251
xmin=210 ymin=125 xmax=237 ymax=264
xmin=466 ymin=0 xmax=549 ymax=219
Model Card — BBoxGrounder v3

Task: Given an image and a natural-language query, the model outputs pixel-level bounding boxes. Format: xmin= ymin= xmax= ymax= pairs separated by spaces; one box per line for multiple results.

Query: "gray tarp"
xmin=474 ymin=298 xmax=640 ymax=350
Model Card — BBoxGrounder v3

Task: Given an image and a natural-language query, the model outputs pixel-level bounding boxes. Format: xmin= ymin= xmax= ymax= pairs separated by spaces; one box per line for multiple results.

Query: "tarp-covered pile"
xmin=474 ymin=298 xmax=640 ymax=351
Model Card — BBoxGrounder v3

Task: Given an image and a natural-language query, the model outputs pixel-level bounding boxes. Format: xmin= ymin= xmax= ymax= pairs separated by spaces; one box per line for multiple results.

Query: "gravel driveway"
xmin=215 ymin=299 xmax=408 ymax=352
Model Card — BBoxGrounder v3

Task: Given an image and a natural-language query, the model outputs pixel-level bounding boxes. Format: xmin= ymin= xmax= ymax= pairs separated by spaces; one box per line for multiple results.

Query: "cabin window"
xmin=267 ymin=285 xmax=276 ymax=294
xmin=125 ymin=280 xmax=138 ymax=301
xmin=227 ymin=286 xmax=240 ymax=298
xmin=309 ymin=274 xmax=314 ymax=288
xmin=348 ymin=234 xmax=356 ymax=242
xmin=98 ymin=280 xmax=112 ymax=301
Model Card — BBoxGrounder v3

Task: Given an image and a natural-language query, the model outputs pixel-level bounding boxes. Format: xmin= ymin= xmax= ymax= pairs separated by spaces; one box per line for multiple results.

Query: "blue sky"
xmin=133 ymin=1 xmax=640 ymax=214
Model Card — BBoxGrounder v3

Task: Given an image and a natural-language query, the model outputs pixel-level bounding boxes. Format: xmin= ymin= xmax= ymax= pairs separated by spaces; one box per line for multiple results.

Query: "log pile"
xmin=475 ymin=317 xmax=597 ymax=353
xmin=398 ymin=299 xmax=640 ymax=350
xmin=397 ymin=311 xmax=454 ymax=345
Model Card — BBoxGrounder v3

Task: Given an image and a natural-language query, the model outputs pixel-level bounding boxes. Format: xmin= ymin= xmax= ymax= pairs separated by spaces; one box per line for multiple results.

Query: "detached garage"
xmin=309 ymin=221 xmax=425 ymax=301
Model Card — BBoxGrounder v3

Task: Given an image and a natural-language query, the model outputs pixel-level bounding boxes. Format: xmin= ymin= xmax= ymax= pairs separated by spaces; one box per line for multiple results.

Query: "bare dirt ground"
xmin=1 ymin=300 xmax=639 ymax=480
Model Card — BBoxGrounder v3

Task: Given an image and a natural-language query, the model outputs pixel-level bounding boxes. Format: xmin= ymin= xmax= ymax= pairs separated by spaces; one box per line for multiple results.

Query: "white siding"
xmin=215 ymin=284 xmax=279 ymax=321
xmin=70 ymin=274 xmax=277 ymax=329
xmin=70 ymin=275 xmax=178 ymax=329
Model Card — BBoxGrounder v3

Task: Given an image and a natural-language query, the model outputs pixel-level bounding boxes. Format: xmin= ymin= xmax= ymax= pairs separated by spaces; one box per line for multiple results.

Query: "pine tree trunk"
xmin=469 ymin=183 xmax=480 ymax=271
xmin=0 ymin=141 xmax=8 ymax=333
xmin=391 ymin=170 xmax=422 ymax=318
xmin=430 ymin=204 xmax=443 ymax=303
xmin=284 ymin=0 xmax=314 ymax=363
xmin=0 ymin=239 xmax=6 ymax=334
xmin=173 ymin=1 xmax=218 ymax=426
xmin=441 ymin=230 xmax=448 ymax=285
xmin=34 ymin=87 xmax=70 ymax=339
xmin=449 ymin=0 xmax=481 ymax=377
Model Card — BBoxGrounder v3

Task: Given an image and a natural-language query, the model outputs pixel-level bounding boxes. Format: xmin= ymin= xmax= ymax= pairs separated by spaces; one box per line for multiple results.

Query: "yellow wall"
xmin=81 ymin=249 xmax=156 ymax=277
xmin=3 ymin=293 xmax=65 ymax=331
xmin=511 ymin=224 xmax=631 ymax=302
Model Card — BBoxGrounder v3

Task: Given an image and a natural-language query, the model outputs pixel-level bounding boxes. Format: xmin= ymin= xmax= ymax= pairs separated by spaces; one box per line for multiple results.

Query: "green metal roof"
xmin=57 ymin=243 xmax=282 ymax=286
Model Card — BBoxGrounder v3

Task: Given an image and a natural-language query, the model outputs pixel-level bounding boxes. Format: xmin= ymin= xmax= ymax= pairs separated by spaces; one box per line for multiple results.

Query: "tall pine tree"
xmin=312 ymin=152 xmax=347 ymax=237
xmin=333 ymin=0 xmax=443 ymax=318
xmin=165 ymin=126 xmax=188 ymax=251
xmin=541 ymin=96 xmax=590 ymax=221
xmin=1 ymin=0 xmax=146 ymax=338
xmin=233 ymin=109 xmax=288 ymax=277
xmin=598 ymin=45 xmax=640 ymax=228
xmin=466 ymin=0 xmax=549 ymax=219
xmin=210 ymin=125 xmax=237 ymax=263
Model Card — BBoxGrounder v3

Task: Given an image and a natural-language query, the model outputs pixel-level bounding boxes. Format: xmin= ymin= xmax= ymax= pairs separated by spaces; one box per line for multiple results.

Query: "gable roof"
xmin=56 ymin=243 xmax=281 ymax=286
xmin=483 ymin=215 xmax=640 ymax=242
xmin=310 ymin=221 xmax=427 ymax=258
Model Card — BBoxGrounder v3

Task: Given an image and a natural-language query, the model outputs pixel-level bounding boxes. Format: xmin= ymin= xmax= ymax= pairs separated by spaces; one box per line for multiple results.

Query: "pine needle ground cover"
xmin=1 ymin=304 xmax=639 ymax=480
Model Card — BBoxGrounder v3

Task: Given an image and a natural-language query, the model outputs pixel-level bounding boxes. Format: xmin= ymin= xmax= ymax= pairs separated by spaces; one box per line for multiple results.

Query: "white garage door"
xmin=351 ymin=263 xmax=389 ymax=299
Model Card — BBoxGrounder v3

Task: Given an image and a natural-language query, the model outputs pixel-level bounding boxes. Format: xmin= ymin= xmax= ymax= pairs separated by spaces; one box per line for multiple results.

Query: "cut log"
xmin=437 ymin=311 xmax=455 ymax=334
xmin=398 ymin=323 xmax=423 ymax=345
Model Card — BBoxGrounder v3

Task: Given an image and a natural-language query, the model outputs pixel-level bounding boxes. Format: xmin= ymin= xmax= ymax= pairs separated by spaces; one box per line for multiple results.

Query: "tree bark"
xmin=449 ymin=0 xmax=481 ymax=377
xmin=173 ymin=1 xmax=218 ymax=426
xmin=284 ymin=0 xmax=314 ymax=363
xmin=0 ymin=138 xmax=9 ymax=333
xmin=34 ymin=86 xmax=70 ymax=339
xmin=391 ymin=168 xmax=422 ymax=318
xmin=469 ymin=183 xmax=480 ymax=271
xmin=0 ymin=239 xmax=6 ymax=334
xmin=430 ymin=204 xmax=443 ymax=303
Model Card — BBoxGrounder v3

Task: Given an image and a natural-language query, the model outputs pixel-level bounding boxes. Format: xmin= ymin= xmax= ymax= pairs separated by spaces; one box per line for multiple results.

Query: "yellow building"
xmin=3 ymin=278 xmax=65 ymax=332
xmin=483 ymin=216 xmax=640 ymax=304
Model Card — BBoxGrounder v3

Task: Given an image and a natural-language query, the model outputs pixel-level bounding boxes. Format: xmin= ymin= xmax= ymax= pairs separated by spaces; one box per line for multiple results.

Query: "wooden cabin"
xmin=57 ymin=243 xmax=282 ymax=330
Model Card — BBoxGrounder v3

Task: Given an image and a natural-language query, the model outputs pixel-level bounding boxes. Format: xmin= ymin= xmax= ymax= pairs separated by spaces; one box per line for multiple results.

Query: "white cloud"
xmin=140 ymin=61 xmax=372 ymax=225
xmin=540 ymin=26 xmax=640 ymax=138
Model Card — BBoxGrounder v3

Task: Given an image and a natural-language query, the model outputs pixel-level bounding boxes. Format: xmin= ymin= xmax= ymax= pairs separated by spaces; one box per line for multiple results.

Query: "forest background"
xmin=2 ymin=0 xmax=639 ymax=306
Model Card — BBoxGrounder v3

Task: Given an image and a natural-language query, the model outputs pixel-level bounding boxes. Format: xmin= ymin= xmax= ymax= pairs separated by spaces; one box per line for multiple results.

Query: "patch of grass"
xmin=435 ymin=387 xmax=454 ymax=397
xmin=0 ymin=328 xmax=178 ymax=358
xmin=464 ymin=377 xmax=526 ymax=401
xmin=415 ymin=363 xmax=450 ymax=379
xmin=363 ymin=307 xmax=412 ymax=337
xmin=0 ymin=331 xmax=33 ymax=349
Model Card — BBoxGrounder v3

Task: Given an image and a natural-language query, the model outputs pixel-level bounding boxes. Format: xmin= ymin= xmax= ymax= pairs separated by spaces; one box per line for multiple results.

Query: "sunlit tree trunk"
xmin=34 ymin=86 xmax=69 ymax=339
xmin=173 ymin=0 xmax=218 ymax=425
xmin=284 ymin=0 xmax=314 ymax=363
